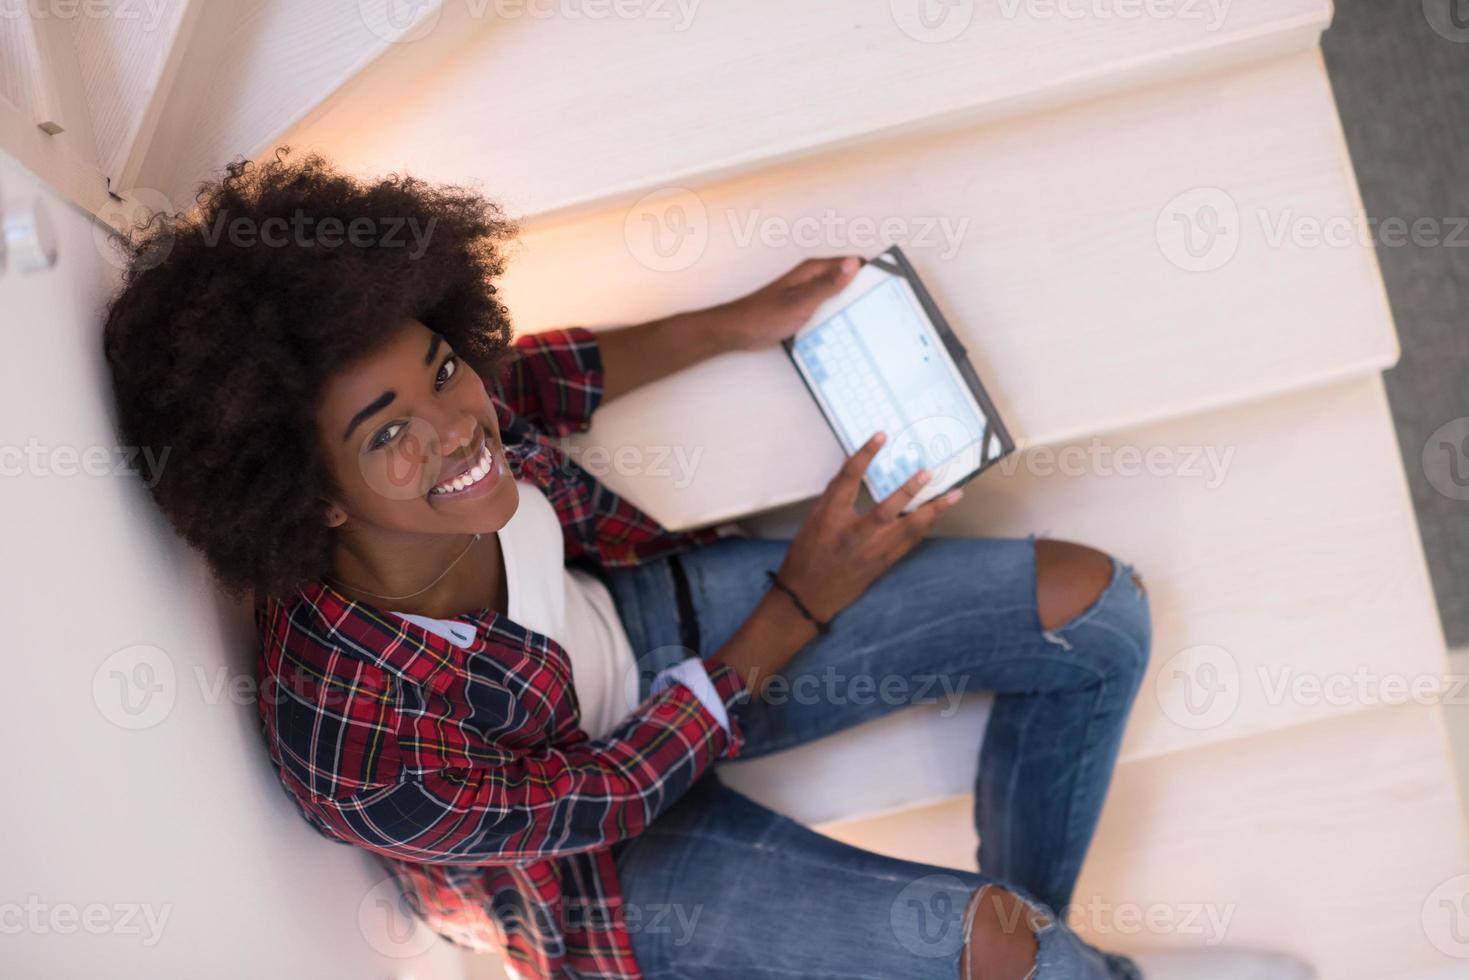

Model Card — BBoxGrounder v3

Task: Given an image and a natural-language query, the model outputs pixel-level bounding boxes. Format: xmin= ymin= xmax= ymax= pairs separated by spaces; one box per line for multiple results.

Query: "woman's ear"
xmin=320 ymin=498 xmax=348 ymax=529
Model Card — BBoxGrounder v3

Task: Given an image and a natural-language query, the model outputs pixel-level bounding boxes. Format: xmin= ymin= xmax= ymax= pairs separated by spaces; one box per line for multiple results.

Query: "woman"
xmin=101 ymin=150 xmax=1310 ymax=979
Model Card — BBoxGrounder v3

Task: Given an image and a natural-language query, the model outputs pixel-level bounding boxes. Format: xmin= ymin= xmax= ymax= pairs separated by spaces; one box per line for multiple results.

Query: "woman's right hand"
xmin=773 ymin=431 xmax=965 ymax=624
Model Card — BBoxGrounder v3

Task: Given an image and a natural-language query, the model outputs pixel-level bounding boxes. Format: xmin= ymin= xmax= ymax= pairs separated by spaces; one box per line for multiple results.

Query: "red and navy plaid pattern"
xmin=255 ymin=328 xmax=751 ymax=979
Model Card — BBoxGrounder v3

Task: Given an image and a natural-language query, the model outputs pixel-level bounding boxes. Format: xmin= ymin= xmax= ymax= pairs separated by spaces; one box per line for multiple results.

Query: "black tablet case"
xmin=780 ymin=244 xmax=1017 ymax=501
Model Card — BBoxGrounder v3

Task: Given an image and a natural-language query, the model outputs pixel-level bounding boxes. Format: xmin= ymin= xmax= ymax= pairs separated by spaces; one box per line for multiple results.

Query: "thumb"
xmin=799 ymin=255 xmax=861 ymax=300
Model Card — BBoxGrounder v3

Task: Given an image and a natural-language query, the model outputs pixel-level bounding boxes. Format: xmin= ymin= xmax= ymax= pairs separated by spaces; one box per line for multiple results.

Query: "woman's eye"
xmin=437 ymin=355 xmax=459 ymax=389
xmin=368 ymin=356 xmax=458 ymax=451
xmin=371 ymin=422 xmax=404 ymax=450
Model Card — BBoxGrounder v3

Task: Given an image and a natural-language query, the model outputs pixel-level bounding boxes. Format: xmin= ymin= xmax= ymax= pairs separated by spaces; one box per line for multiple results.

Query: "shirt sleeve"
xmin=497 ymin=327 xmax=604 ymax=437
xmin=650 ymin=657 xmax=733 ymax=745
xmin=305 ymin=658 xmax=751 ymax=866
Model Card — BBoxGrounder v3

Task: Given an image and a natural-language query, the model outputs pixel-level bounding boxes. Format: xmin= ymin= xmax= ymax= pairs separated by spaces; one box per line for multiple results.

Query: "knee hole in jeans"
xmin=960 ymin=885 xmax=1045 ymax=980
xmin=1033 ymin=539 xmax=1115 ymax=633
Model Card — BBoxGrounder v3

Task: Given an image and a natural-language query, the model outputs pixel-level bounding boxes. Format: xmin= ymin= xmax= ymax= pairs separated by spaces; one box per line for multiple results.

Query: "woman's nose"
xmin=440 ymin=414 xmax=479 ymax=456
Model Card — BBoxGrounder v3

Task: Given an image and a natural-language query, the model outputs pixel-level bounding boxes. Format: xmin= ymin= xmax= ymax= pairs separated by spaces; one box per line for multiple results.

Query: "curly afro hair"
xmin=101 ymin=147 xmax=521 ymax=602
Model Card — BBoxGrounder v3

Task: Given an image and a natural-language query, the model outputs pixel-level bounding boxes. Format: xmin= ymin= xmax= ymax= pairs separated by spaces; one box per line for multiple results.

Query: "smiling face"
xmin=315 ymin=317 xmax=519 ymax=540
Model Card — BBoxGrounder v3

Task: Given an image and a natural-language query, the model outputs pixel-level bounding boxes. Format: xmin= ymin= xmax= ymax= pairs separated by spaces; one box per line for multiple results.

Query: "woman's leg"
xmin=608 ymin=772 xmax=1141 ymax=979
xmin=606 ymin=533 xmax=1151 ymax=918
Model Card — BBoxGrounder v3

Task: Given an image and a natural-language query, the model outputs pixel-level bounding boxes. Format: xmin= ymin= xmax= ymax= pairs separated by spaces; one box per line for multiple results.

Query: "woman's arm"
xmin=596 ymin=306 xmax=736 ymax=404
xmin=597 ymin=256 xmax=862 ymax=405
xmin=305 ymin=660 xmax=752 ymax=865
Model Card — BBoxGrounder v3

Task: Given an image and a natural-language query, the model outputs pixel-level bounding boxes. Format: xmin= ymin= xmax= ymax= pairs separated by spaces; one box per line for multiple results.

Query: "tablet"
xmin=782 ymin=245 xmax=1015 ymax=513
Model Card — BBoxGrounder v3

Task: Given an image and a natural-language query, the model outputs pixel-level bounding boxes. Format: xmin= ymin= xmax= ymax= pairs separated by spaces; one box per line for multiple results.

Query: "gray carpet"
xmin=1321 ymin=1 xmax=1469 ymax=646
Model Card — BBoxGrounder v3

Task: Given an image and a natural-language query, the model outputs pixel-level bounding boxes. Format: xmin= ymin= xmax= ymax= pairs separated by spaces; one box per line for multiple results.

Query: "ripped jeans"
xmin=601 ymin=534 xmax=1150 ymax=979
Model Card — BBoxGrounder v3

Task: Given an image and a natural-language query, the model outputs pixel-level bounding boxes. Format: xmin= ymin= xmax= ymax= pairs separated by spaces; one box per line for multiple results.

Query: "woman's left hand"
xmin=712 ymin=256 xmax=864 ymax=353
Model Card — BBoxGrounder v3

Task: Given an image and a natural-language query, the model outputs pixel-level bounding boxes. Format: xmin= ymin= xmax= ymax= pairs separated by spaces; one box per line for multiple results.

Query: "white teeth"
xmin=431 ymin=444 xmax=494 ymax=496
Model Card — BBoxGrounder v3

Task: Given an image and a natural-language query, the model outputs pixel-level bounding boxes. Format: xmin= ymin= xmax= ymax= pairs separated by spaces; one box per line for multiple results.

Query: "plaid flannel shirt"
xmin=254 ymin=327 xmax=753 ymax=979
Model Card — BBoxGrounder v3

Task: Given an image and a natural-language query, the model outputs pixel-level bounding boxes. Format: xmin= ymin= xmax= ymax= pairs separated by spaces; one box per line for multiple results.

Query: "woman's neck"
xmin=329 ymin=530 xmax=507 ymax=620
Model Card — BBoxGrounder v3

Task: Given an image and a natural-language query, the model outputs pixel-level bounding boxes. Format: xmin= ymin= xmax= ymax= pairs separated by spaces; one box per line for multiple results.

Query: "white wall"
xmin=0 ymin=148 xmax=487 ymax=979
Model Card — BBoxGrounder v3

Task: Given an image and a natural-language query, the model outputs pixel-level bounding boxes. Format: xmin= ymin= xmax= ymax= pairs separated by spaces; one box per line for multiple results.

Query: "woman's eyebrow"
xmin=342 ymin=333 xmax=446 ymax=442
xmin=343 ymin=391 xmax=396 ymax=443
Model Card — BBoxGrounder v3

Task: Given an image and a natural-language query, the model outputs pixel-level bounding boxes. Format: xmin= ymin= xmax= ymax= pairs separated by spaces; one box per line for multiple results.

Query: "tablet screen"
xmin=789 ymin=262 xmax=999 ymax=509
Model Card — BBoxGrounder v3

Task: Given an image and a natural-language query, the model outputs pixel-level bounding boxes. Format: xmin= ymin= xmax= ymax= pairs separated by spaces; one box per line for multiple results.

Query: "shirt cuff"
xmin=650 ymin=657 xmax=732 ymax=742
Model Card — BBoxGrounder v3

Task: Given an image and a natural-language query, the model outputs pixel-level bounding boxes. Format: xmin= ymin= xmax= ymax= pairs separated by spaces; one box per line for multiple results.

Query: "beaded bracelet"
xmin=764 ymin=570 xmax=832 ymax=635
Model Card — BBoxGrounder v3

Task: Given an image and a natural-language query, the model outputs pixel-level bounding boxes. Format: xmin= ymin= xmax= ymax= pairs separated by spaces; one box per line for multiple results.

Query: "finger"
xmin=782 ymin=255 xmax=861 ymax=294
xmin=866 ymin=465 xmax=933 ymax=526
xmin=796 ymin=256 xmax=861 ymax=300
xmin=879 ymin=488 xmax=963 ymax=562
xmin=828 ymin=430 xmax=887 ymax=507
xmin=781 ymin=256 xmax=843 ymax=286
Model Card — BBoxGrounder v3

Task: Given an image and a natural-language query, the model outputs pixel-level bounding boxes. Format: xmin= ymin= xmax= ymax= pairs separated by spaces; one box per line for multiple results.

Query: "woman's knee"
xmin=1034 ymin=539 xmax=1152 ymax=669
xmin=1034 ymin=539 xmax=1117 ymax=631
xmin=961 ymin=884 xmax=1045 ymax=980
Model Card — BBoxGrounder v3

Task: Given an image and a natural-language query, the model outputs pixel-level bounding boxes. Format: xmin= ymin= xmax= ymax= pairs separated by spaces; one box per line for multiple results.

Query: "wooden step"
xmin=280 ymin=0 xmax=1333 ymax=222
xmin=717 ymin=375 xmax=1448 ymax=821
xmin=493 ymin=49 xmax=1397 ymax=532
xmin=811 ymin=703 xmax=1469 ymax=980
xmin=124 ymin=0 xmax=459 ymax=217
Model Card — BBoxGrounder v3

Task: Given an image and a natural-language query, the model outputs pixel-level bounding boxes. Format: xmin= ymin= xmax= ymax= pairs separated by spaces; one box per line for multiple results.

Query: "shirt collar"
xmin=288 ymin=579 xmax=495 ymax=695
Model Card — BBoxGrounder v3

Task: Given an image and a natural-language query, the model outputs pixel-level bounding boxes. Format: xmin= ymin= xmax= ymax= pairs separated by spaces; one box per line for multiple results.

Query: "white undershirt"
xmin=391 ymin=478 xmax=730 ymax=743
xmin=499 ymin=479 xmax=641 ymax=739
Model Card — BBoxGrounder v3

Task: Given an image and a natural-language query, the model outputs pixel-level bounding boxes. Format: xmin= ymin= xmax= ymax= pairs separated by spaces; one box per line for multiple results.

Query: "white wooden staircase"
xmin=10 ymin=2 xmax=1465 ymax=977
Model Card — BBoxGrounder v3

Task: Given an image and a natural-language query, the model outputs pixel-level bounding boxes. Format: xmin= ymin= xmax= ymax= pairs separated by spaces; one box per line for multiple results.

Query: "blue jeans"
xmin=601 ymin=534 xmax=1150 ymax=979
